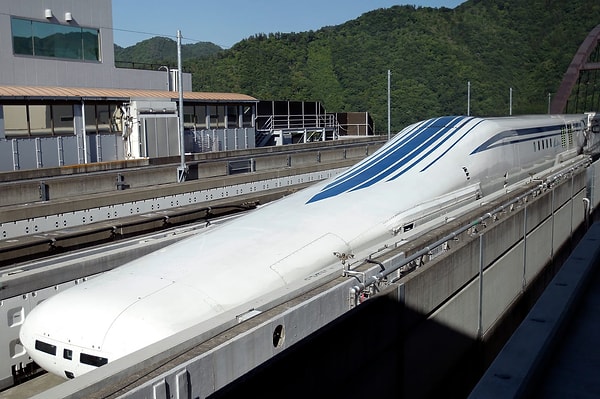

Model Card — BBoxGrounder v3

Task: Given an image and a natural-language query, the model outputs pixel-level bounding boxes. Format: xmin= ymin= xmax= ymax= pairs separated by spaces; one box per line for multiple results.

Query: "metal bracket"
xmin=177 ymin=166 xmax=188 ymax=183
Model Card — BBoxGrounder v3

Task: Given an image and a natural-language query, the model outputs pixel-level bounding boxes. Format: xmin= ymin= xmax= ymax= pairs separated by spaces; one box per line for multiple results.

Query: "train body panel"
xmin=19 ymin=114 xmax=599 ymax=379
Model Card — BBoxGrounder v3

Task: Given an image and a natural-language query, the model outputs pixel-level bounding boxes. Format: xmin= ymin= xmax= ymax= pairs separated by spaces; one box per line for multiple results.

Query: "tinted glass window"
xmin=11 ymin=18 xmax=33 ymax=55
xmin=11 ymin=17 xmax=100 ymax=61
xmin=80 ymin=353 xmax=108 ymax=367
xmin=35 ymin=340 xmax=56 ymax=355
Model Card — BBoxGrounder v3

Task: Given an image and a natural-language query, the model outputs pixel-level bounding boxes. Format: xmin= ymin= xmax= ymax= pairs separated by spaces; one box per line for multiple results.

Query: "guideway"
xmin=3 ymin=154 xmax=596 ymax=398
xmin=0 ymin=138 xmax=385 ymax=393
xmin=0 ymin=138 xmax=384 ymax=265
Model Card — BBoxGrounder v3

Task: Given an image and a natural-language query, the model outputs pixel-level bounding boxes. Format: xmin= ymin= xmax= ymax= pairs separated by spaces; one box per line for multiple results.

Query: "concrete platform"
xmin=469 ymin=221 xmax=600 ymax=398
xmin=0 ymin=373 xmax=63 ymax=399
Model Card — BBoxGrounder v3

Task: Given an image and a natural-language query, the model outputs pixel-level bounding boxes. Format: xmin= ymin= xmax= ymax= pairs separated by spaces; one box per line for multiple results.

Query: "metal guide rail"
xmin=345 ymin=156 xmax=591 ymax=306
xmin=0 ymin=169 xmax=345 ymax=266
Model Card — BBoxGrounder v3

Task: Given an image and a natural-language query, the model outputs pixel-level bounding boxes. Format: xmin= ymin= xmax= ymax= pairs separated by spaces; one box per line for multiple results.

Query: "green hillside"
xmin=117 ymin=0 xmax=600 ymax=133
xmin=114 ymin=37 xmax=222 ymax=66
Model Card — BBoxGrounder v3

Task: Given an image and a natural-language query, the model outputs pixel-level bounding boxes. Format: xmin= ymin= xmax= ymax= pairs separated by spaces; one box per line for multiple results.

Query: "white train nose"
xmin=19 ymin=304 xmax=66 ymax=378
xmin=20 ymin=285 xmax=115 ymax=379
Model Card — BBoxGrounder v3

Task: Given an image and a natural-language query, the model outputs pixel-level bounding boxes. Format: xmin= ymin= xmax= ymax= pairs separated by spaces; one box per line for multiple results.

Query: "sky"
xmin=111 ymin=0 xmax=465 ymax=49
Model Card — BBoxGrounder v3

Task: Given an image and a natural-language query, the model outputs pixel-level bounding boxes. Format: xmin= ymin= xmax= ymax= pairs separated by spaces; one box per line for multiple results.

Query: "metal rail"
xmin=349 ymin=156 xmax=592 ymax=299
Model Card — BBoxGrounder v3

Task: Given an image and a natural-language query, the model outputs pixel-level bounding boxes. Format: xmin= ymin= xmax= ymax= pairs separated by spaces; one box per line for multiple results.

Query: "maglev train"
xmin=20 ymin=113 xmax=599 ymax=379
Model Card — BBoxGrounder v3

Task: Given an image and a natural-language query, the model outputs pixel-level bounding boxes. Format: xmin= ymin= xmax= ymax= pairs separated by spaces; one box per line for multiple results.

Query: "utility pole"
xmin=509 ymin=87 xmax=513 ymax=116
xmin=467 ymin=81 xmax=471 ymax=116
xmin=387 ymin=70 xmax=391 ymax=140
xmin=176 ymin=30 xmax=188 ymax=183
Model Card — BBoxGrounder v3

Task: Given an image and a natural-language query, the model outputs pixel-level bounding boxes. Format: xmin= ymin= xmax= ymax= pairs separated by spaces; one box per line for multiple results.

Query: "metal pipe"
xmin=158 ymin=65 xmax=170 ymax=91
xmin=81 ymin=100 xmax=88 ymax=164
xmin=477 ymin=234 xmax=484 ymax=338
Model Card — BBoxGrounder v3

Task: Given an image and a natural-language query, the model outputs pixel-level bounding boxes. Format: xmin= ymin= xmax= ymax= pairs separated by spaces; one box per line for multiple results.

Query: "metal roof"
xmin=0 ymin=85 xmax=257 ymax=103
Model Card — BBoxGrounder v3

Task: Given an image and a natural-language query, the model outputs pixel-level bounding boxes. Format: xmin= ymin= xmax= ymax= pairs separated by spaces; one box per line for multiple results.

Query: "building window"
xmin=85 ymin=104 xmax=98 ymax=134
xmin=183 ymin=105 xmax=195 ymax=130
xmin=3 ymin=105 xmax=29 ymax=137
xmin=53 ymin=104 xmax=74 ymax=135
xmin=11 ymin=17 xmax=100 ymax=61
xmin=209 ymin=105 xmax=226 ymax=128
xmin=195 ymin=105 xmax=207 ymax=128
xmin=242 ymin=106 xmax=253 ymax=128
xmin=226 ymin=106 xmax=239 ymax=128
xmin=28 ymin=104 xmax=53 ymax=135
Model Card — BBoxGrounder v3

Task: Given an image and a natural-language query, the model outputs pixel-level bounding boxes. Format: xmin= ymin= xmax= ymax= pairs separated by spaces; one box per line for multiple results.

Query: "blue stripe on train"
xmin=306 ymin=116 xmax=470 ymax=203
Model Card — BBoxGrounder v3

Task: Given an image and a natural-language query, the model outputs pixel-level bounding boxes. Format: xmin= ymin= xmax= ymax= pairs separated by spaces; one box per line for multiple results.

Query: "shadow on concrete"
xmin=209 ymin=220 xmax=587 ymax=399
xmin=209 ymin=294 xmax=481 ymax=399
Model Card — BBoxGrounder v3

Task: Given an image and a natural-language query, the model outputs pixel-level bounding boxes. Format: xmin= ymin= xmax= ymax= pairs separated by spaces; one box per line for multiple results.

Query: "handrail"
xmin=257 ymin=113 xmax=373 ymax=138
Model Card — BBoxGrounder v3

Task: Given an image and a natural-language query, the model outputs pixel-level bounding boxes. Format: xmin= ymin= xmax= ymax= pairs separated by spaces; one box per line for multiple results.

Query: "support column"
xmin=0 ymin=106 xmax=5 ymax=139
xmin=73 ymin=102 xmax=87 ymax=164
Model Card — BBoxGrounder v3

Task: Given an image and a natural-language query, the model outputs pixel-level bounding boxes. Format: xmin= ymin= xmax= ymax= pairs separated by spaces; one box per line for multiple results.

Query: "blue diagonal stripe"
xmin=306 ymin=116 xmax=468 ymax=203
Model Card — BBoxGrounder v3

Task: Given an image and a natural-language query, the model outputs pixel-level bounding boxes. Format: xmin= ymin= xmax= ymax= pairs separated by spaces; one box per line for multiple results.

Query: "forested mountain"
xmin=117 ymin=0 xmax=600 ymax=133
xmin=114 ymin=37 xmax=222 ymax=66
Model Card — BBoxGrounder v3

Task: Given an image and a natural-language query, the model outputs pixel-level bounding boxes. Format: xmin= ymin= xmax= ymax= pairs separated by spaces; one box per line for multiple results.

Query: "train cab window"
xmin=63 ymin=348 xmax=73 ymax=360
xmin=35 ymin=340 xmax=56 ymax=356
xmin=80 ymin=353 xmax=108 ymax=367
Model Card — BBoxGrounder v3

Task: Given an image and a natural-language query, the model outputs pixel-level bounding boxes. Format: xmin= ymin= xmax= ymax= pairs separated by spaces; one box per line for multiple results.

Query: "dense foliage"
xmin=117 ymin=0 xmax=600 ymax=133
xmin=114 ymin=37 xmax=222 ymax=66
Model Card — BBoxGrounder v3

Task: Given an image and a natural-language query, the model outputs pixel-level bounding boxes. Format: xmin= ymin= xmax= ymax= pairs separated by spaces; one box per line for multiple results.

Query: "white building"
xmin=0 ymin=0 xmax=257 ymax=171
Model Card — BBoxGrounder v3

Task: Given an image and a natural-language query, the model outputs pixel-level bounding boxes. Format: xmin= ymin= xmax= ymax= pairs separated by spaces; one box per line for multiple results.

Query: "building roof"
xmin=0 ymin=85 xmax=257 ymax=103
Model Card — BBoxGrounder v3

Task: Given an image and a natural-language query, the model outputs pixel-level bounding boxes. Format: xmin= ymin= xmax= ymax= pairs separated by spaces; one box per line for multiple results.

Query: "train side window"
xmin=63 ymin=349 xmax=73 ymax=360
xmin=35 ymin=340 xmax=56 ymax=356
xmin=80 ymin=353 xmax=108 ymax=367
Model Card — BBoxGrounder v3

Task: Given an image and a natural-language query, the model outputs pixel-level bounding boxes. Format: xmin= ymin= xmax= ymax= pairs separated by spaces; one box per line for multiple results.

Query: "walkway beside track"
xmin=469 ymin=221 xmax=600 ymax=398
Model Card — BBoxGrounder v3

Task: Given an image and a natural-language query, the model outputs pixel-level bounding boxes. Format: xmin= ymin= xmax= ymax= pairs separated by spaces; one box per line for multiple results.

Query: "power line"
xmin=110 ymin=26 xmax=231 ymax=49
xmin=0 ymin=11 xmax=231 ymax=48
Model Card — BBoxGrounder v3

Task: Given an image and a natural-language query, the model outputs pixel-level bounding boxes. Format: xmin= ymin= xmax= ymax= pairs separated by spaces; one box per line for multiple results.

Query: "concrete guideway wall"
xmin=82 ymin=164 xmax=589 ymax=399
xmin=587 ymin=157 xmax=600 ymax=216
xmin=396 ymin=166 xmax=588 ymax=397
xmin=0 ymin=166 xmax=348 ymax=241
xmin=0 ymin=139 xmax=382 ymax=207
xmin=403 ymin=168 xmax=586 ymax=336
xmin=42 ymin=165 xmax=590 ymax=399
xmin=0 ymin=141 xmax=384 ymax=241
xmin=4 ymin=158 xmax=594 ymax=398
